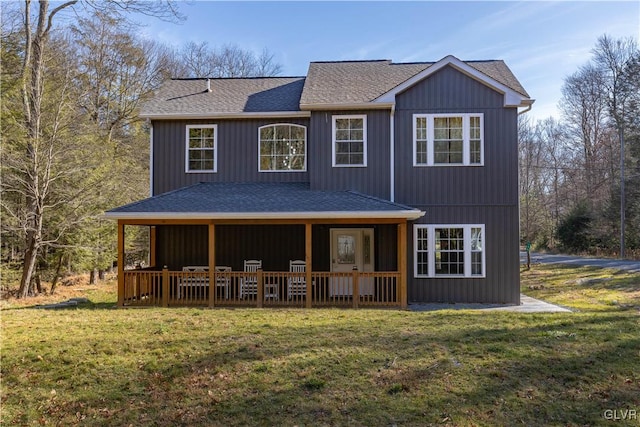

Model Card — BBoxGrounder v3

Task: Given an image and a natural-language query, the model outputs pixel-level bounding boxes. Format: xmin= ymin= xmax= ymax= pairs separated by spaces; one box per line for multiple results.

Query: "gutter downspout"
xmin=390 ymin=104 xmax=396 ymax=202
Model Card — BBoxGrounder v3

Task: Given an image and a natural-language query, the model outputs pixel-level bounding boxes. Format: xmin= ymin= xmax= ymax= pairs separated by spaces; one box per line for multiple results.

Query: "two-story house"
xmin=106 ymin=55 xmax=532 ymax=308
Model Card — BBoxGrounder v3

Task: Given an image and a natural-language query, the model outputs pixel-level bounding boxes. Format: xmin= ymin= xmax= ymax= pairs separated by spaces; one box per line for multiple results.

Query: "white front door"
xmin=330 ymin=228 xmax=374 ymax=296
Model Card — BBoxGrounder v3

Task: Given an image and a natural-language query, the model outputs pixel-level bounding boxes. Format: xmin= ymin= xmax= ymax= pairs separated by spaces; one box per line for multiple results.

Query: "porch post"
xmin=398 ymin=221 xmax=408 ymax=309
xmin=149 ymin=226 xmax=157 ymax=267
xmin=257 ymin=268 xmax=264 ymax=308
xmin=162 ymin=267 xmax=169 ymax=307
xmin=208 ymin=223 xmax=215 ymax=308
xmin=117 ymin=220 xmax=125 ymax=307
xmin=352 ymin=267 xmax=359 ymax=309
xmin=305 ymin=222 xmax=312 ymax=309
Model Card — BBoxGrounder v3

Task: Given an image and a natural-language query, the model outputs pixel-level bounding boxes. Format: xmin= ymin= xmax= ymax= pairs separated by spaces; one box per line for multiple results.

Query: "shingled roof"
xmin=140 ymin=56 xmax=530 ymax=117
xmin=140 ymin=77 xmax=306 ymax=118
xmin=105 ymin=182 xmax=424 ymax=220
xmin=299 ymin=59 xmax=529 ymax=106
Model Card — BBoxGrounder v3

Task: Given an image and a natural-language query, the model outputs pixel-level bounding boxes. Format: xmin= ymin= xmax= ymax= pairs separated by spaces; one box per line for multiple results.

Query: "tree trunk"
xmin=17 ymin=233 xmax=39 ymax=298
xmin=50 ymin=252 xmax=64 ymax=294
xmin=89 ymin=268 xmax=97 ymax=285
xmin=35 ymin=274 xmax=43 ymax=294
xmin=98 ymin=269 xmax=106 ymax=281
xmin=18 ymin=0 xmax=49 ymax=297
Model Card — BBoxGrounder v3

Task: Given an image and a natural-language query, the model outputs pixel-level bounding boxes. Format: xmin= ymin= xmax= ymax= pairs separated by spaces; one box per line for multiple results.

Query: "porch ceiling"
xmin=105 ymin=182 xmax=424 ymax=221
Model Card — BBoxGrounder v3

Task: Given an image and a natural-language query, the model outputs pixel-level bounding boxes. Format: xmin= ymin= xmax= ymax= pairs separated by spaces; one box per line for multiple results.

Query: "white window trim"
xmin=332 ymin=114 xmax=367 ymax=167
xmin=185 ymin=124 xmax=217 ymax=173
xmin=412 ymin=113 xmax=484 ymax=167
xmin=257 ymin=123 xmax=307 ymax=173
xmin=413 ymin=224 xmax=486 ymax=278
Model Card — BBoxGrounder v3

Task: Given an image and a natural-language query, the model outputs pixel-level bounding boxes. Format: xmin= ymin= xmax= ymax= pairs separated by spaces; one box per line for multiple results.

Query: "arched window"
xmin=258 ymin=124 xmax=307 ymax=172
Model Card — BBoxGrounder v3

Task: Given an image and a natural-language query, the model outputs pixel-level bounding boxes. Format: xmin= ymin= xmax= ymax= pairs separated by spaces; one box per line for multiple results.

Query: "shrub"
xmin=557 ymin=202 xmax=592 ymax=253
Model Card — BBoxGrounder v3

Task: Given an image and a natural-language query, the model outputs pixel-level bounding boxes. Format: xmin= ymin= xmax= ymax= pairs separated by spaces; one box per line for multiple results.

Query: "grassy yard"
xmin=1 ymin=265 xmax=638 ymax=426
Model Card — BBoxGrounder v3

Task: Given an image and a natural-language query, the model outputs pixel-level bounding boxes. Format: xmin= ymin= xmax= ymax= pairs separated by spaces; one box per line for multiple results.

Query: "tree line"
xmin=2 ymin=3 xmax=638 ymax=299
xmin=519 ymin=35 xmax=639 ymax=257
xmin=1 ymin=1 xmax=281 ymax=297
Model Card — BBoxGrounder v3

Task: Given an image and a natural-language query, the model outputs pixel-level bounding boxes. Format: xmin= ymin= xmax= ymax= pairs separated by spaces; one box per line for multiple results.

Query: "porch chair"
xmin=214 ymin=266 xmax=231 ymax=299
xmin=240 ymin=260 xmax=262 ymax=299
xmin=287 ymin=260 xmax=307 ymax=300
xmin=179 ymin=266 xmax=209 ymax=299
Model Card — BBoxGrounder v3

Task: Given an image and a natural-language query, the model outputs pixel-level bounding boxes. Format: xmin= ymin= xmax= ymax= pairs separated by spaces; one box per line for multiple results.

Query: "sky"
xmin=135 ymin=1 xmax=640 ymax=121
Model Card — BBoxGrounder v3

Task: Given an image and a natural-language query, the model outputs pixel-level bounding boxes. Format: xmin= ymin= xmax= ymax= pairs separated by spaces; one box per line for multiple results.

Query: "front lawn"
xmin=2 ymin=266 xmax=638 ymax=426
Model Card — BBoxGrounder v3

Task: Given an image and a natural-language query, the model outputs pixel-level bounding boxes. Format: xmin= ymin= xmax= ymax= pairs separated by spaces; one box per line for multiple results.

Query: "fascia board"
xmin=104 ymin=210 xmax=425 ymax=221
xmin=139 ymin=111 xmax=311 ymax=120
xmin=374 ymin=55 xmax=531 ymax=108
xmin=299 ymin=102 xmax=394 ymax=111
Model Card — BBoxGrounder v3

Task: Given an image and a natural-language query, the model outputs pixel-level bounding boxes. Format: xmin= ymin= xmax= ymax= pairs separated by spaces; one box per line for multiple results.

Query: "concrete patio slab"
xmin=409 ymin=294 xmax=572 ymax=313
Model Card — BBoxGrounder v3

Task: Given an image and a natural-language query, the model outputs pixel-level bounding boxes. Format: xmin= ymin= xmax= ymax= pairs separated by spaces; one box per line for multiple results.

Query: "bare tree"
xmin=536 ymin=117 xmax=571 ymax=246
xmin=163 ymin=42 xmax=282 ymax=78
xmin=591 ymin=35 xmax=640 ymax=257
xmin=255 ymin=47 xmax=283 ymax=77
xmin=72 ymin=11 xmax=167 ymax=143
xmin=518 ymin=115 xmax=542 ymax=245
xmin=560 ymin=63 xmax=610 ymax=206
xmin=5 ymin=0 xmax=181 ymax=297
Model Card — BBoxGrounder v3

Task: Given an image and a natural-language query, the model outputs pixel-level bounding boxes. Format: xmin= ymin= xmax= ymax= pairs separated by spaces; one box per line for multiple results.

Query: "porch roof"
xmin=105 ymin=182 xmax=424 ymax=220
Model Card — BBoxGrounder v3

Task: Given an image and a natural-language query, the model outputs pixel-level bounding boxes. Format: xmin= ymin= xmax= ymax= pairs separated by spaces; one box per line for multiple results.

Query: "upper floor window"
xmin=332 ymin=115 xmax=367 ymax=167
xmin=186 ymin=124 xmax=217 ymax=173
xmin=413 ymin=114 xmax=483 ymax=166
xmin=259 ymin=124 xmax=307 ymax=172
xmin=414 ymin=224 xmax=485 ymax=278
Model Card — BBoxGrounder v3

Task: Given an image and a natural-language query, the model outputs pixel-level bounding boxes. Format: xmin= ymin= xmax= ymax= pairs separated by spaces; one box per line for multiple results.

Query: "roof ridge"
xmin=170 ymin=76 xmax=306 ymax=81
xmin=310 ymin=59 xmax=391 ymax=64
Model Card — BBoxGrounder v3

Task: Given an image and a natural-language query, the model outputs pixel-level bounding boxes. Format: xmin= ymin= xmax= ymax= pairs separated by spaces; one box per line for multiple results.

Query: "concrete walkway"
xmin=409 ymin=294 xmax=571 ymax=313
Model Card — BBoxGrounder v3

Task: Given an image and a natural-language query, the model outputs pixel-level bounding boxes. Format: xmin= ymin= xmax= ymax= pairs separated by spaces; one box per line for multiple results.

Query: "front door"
xmin=330 ymin=228 xmax=374 ymax=296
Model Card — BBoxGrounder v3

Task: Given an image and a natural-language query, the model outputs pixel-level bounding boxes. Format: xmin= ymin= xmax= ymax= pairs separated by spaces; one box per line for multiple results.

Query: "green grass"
xmin=2 ymin=266 xmax=639 ymax=426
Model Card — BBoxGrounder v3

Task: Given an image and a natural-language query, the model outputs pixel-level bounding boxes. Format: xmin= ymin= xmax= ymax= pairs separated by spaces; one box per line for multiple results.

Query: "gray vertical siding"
xmin=152 ymin=118 xmax=310 ymax=195
xmin=154 ymin=224 xmax=398 ymax=274
xmin=395 ymin=65 xmax=521 ymax=304
xmin=394 ymin=66 xmax=518 ymax=206
xmin=150 ymin=64 xmax=522 ymax=304
xmin=308 ymin=110 xmax=391 ymax=199
xmin=406 ymin=207 xmax=520 ymax=304
xmin=156 ymin=225 xmax=208 ymax=270
xmin=156 ymin=224 xmax=306 ymax=271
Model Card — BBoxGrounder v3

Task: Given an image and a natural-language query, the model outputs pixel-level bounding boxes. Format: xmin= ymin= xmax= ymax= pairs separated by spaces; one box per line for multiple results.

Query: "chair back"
xmin=289 ymin=260 xmax=306 ymax=273
xmin=215 ymin=266 xmax=231 ymax=272
xmin=183 ymin=266 xmax=208 ymax=272
xmin=244 ymin=260 xmax=262 ymax=272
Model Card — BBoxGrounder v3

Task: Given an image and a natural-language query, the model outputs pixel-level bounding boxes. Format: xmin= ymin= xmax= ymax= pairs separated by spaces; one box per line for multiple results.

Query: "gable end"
xmin=375 ymin=55 xmax=532 ymax=109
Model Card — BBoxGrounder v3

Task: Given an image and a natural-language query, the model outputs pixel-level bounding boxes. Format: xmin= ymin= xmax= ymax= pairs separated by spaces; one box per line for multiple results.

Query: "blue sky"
xmin=137 ymin=1 xmax=639 ymax=121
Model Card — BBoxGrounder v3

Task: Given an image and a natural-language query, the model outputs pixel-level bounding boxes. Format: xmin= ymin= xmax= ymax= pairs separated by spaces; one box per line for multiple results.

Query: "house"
xmin=106 ymin=55 xmax=533 ymax=308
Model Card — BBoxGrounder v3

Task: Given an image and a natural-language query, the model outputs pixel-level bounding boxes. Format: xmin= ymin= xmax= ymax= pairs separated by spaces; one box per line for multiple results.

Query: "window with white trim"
xmin=186 ymin=124 xmax=217 ymax=172
xmin=258 ymin=124 xmax=306 ymax=172
xmin=414 ymin=224 xmax=485 ymax=278
xmin=413 ymin=114 xmax=483 ymax=166
xmin=332 ymin=115 xmax=367 ymax=167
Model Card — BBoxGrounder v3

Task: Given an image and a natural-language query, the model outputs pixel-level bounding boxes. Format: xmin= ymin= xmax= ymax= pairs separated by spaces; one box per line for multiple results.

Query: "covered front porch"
xmin=117 ymin=220 xmax=407 ymax=308
xmin=107 ymin=182 xmax=424 ymax=309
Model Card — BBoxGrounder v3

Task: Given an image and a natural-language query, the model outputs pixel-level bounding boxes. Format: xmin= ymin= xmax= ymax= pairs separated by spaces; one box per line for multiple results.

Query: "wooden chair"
xmin=179 ymin=266 xmax=208 ymax=299
xmin=215 ymin=266 xmax=231 ymax=299
xmin=287 ymin=260 xmax=306 ymax=300
xmin=240 ymin=260 xmax=262 ymax=299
